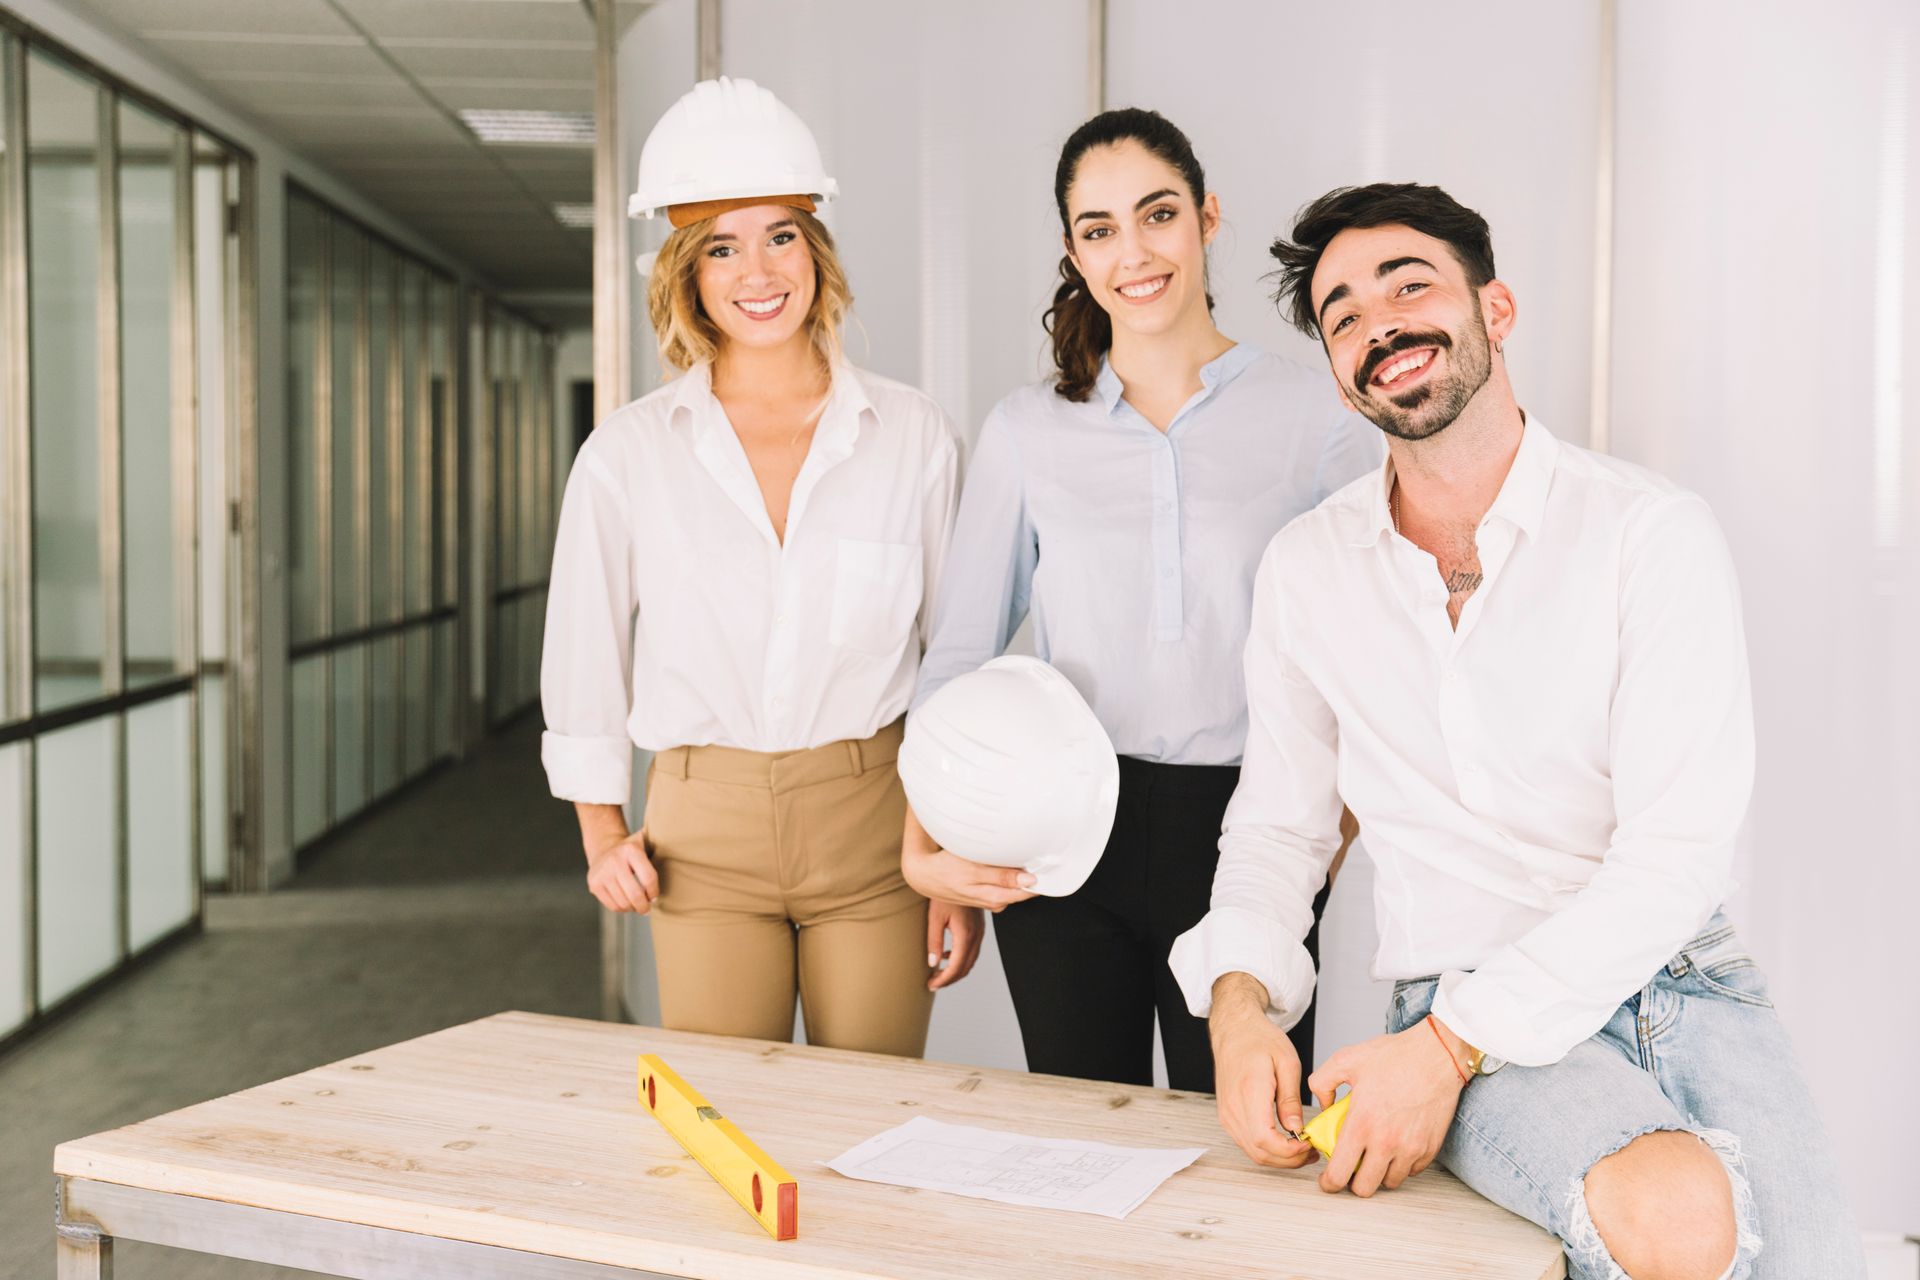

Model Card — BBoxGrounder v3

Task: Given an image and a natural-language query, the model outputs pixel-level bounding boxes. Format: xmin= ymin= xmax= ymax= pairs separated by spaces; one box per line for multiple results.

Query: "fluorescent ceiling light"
xmin=552 ymin=203 xmax=596 ymax=228
xmin=459 ymin=109 xmax=594 ymax=145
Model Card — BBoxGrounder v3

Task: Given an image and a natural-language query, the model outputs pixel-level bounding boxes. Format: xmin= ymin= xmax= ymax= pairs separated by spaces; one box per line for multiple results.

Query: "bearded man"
xmin=1171 ymin=183 xmax=1863 ymax=1280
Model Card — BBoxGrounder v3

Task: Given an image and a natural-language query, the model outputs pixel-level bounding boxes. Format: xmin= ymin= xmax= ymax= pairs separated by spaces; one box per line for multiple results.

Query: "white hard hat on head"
xmin=898 ymin=656 xmax=1119 ymax=897
xmin=629 ymin=77 xmax=838 ymax=225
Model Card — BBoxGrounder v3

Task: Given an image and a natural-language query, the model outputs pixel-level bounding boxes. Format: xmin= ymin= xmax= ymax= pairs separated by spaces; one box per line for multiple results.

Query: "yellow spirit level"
xmin=637 ymin=1054 xmax=798 ymax=1241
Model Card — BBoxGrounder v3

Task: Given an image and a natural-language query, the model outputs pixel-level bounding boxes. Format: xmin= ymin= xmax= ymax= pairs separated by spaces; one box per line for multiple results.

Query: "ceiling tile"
xmin=137 ymin=34 xmax=393 ymax=78
xmin=380 ymin=43 xmax=592 ymax=84
xmin=345 ymin=175 xmax=520 ymax=198
xmin=61 ymin=0 xmax=624 ymax=297
xmin=331 ymin=153 xmax=501 ymax=171
xmin=205 ymin=75 xmax=422 ymax=113
xmin=505 ymin=170 xmax=595 ymax=202
xmin=336 ymin=0 xmax=591 ymax=45
xmin=379 ymin=195 xmax=550 ymax=217
xmin=84 ymin=0 xmax=359 ymax=40
xmin=277 ymin=115 xmax=475 ymax=151
xmin=419 ymin=81 xmax=594 ymax=114
xmin=491 ymin=147 xmax=595 ymax=176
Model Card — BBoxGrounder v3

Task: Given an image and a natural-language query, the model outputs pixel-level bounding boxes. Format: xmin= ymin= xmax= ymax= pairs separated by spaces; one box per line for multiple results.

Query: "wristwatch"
xmin=1464 ymin=1043 xmax=1507 ymax=1077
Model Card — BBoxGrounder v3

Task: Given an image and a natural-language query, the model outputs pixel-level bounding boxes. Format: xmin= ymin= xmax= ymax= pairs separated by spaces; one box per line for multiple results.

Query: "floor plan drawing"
xmin=828 ymin=1116 xmax=1207 ymax=1218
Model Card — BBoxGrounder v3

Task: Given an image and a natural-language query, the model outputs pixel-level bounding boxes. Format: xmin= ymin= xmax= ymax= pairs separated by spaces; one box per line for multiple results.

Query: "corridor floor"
xmin=0 ymin=716 xmax=599 ymax=1279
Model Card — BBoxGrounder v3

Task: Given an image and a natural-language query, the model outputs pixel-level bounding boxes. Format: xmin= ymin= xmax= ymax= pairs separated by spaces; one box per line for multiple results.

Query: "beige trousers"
xmin=642 ymin=718 xmax=933 ymax=1057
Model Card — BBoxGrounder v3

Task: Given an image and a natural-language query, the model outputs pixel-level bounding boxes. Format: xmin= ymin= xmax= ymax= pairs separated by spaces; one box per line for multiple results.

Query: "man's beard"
xmin=1351 ymin=306 xmax=1493 ymax=442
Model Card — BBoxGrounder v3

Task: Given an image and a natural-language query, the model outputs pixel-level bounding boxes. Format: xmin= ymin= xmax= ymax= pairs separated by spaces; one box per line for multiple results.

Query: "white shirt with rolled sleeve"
xmin=1168 ymin=416 xmax=1756 ymax=1067
xmin=539 ymin=360 xmax=960 ymax=805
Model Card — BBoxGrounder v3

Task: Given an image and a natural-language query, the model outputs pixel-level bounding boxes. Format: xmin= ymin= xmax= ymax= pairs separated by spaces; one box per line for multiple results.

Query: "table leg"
xmin=55 ymin=1223 xmax=113 ymax=1279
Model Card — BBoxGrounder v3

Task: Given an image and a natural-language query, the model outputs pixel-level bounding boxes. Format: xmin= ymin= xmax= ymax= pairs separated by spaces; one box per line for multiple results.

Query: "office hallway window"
xmin=0 ymin=19 xmax=254 ymax=1045
xmin=481 ymin=307 xmax=555 ymax=728
xmin=283 ymin=187 xmax=476 ymax=856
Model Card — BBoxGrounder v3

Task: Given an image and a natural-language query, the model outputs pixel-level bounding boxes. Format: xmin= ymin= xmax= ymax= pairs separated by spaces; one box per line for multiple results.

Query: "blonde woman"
xmin=541 ymin=79 xmax=976 ymax=1056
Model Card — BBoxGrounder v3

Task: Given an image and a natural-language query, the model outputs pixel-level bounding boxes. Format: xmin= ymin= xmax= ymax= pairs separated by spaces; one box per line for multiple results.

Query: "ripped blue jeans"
xmin=1388 ymin=914 xmax=1865 ymax=1280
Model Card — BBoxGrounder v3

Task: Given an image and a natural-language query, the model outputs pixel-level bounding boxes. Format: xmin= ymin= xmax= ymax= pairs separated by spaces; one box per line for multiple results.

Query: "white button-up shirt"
xmin=1169 ymin=417 xmax=1755 ymax=1066
xmin=914 ymin=344 xmax=1380 ymax=765
xmin=539 ymin=362 xmax=960 ymax=804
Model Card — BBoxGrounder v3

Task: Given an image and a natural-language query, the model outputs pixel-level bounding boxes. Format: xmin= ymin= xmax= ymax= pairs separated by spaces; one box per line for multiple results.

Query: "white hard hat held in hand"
xmin=629 ymin=77 xmax=838 ymax=226
xmin=898 ymin=657 xmax=1120 ymax=897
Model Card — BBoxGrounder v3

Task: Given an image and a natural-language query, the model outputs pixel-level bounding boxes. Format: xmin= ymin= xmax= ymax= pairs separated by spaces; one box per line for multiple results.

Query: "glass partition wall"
xmin=0 ymin=21 xmax=253 ymax=1042
xmin=481 ymin=304 xmax=553 ymax=728
xmin=284 ymin=187 xmax=465 ymax=854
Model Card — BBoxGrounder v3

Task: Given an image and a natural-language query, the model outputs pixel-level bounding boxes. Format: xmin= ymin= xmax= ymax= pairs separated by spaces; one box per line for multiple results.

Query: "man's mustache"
xmin=1355 ymin=330 xmax=1454 ymax=396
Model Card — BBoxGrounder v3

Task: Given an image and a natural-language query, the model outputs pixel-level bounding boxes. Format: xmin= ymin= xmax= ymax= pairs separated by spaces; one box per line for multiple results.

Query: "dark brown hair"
xmin=1270 ymin=183 xmax=1495 ymax=340
xmin=1044 ymin=108 xmax=1211 ymax=402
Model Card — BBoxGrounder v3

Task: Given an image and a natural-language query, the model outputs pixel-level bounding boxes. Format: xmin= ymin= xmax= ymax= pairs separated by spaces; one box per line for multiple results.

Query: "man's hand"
xmin=1306 ymin=1018 xmax=1467 ymax=1197
xmin=901 ymin=807 xmax=1036 ymax=912
xmin=925 ymin=900 xmax=985 ymax=990
xmin=586 ymin=827 xmax=660 ymax=914
xmin=1209 ymin=973 xmax=1317 ymax=1169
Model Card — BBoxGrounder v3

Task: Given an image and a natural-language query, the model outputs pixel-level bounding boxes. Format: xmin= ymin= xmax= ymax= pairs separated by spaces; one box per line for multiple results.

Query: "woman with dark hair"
xmin=900 ymin=108 xmax=1376 ymax=1092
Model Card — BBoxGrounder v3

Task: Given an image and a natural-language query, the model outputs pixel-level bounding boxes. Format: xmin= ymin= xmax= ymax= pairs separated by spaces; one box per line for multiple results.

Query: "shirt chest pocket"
xmin=830 ymin=539 xmax=922 ymax=657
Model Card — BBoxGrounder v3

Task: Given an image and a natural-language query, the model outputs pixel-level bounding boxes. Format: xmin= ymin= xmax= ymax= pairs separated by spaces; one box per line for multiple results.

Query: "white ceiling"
xmin=69 ymin=0 xmax=651 ymax=306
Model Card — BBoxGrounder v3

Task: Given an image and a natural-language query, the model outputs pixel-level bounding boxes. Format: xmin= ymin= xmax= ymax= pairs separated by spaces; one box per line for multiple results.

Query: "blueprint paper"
xmin=825 ymin=1115 xmax=1207 ymax=1218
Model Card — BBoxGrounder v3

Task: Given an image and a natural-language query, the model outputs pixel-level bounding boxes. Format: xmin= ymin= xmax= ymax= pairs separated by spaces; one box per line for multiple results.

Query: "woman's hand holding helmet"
xmin=901 ymin=807 xmax=1037 ymax=913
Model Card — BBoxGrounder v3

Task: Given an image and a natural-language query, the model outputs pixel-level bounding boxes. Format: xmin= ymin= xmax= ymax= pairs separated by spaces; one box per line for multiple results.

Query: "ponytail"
xmin=1043 ymin=253 xmax=1112 ymax=403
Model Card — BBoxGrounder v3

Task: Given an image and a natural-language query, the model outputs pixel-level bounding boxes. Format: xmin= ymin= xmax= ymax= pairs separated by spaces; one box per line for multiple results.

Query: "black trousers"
xmin=992 ymin=755 xmax=1330 ymax=1094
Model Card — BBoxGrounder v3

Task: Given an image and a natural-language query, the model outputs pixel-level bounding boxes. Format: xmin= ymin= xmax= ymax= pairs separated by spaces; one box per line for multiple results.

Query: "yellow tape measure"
xmin=1301 ymin=1091 xmax=1351 ymax=1159
xmin=638 ymin=1055 xmax=798 ymax=1240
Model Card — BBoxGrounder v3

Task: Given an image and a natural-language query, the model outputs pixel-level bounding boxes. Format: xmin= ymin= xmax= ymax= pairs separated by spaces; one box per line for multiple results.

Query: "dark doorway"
xmin=571 ymin=379 xmax=595 ymax=457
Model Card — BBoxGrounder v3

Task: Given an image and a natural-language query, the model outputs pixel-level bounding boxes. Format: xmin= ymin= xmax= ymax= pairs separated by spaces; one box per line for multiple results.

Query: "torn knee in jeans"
xmin=1564 ymin=1125 xmax=1762 ymax=1280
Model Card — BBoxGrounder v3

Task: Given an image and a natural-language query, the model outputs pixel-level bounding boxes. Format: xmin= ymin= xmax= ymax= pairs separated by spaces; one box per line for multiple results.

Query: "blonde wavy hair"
xmin=647 ymin=207 xmax=852 ymax=375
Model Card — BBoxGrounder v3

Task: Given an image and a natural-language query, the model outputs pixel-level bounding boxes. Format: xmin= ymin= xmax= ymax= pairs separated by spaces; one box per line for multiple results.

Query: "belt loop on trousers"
xmin=844 ymin=739 xmax=865 ymax=778
xmin=661 ymin=746 xmax=690 ymax=780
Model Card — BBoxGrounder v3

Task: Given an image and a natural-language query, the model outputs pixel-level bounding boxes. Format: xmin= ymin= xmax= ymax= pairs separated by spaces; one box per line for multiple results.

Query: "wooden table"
xmin=53 ymin=1011 xmax=1565 ymax=1279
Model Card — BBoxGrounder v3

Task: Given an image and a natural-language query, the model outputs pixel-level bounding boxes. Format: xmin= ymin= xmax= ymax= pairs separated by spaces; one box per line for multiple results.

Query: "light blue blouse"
xmin=914 ymin=343 xmax=1380 ymax=765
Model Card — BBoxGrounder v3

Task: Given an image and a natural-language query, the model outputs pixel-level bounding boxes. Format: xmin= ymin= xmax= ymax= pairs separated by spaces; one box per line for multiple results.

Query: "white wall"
xmin=9 ymin=0 xmax=497 ymax=885
xmin=1107 ymin=0 xmax=1604 ymax=438
xmin=1610 ymin=0 xmax=1920 ymax=1234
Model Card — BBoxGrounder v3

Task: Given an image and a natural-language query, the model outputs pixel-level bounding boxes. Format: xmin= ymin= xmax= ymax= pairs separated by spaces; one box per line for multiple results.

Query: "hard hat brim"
xmin=629 ymin=177 xmax=839 ymax=221
xmin=1020 ymin=750 xmax=1119 ymax=897
xmin=665 ymin=192 xmax=815 ymax=229
xmin=898 ymin=655 xmax=1120 ymax=897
